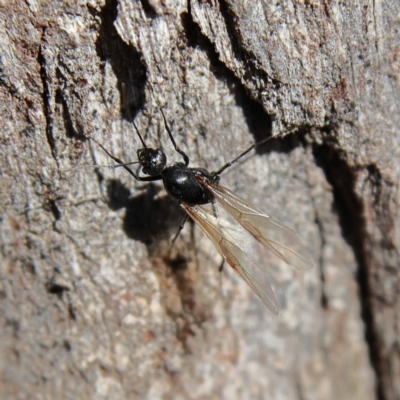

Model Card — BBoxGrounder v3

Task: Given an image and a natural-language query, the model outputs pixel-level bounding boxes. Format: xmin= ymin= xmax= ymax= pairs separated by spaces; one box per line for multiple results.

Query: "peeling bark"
xmin=1 ymin=1 xmax=399 ymax=399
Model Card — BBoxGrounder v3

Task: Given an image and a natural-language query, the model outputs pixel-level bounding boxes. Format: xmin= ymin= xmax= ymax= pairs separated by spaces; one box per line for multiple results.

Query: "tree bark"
xmin=1 ymin=0 xmax=399 ymax=399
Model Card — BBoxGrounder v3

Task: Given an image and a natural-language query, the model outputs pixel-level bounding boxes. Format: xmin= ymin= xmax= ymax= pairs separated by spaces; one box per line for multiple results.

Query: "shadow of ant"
xmin=106 ymin=179 xmax=185 ymax=247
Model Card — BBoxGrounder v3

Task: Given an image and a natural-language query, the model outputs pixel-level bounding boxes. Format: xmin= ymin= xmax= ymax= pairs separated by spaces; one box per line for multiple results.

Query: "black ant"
xmin=92 ymin=109 xmax=314 ymax=314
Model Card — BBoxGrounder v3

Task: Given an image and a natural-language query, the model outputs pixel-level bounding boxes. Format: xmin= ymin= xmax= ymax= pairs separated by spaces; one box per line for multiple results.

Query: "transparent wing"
xmin=205 ymin=182 xmax=315 ymax=271
xmin=181 ymin=202 xmax=279 ymax=314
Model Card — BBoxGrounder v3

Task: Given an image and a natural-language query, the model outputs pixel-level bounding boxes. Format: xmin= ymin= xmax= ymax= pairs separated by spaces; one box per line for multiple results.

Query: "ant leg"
xmin=211 ymin=200 xmax=225 ymax=273
xmin=113 ymin=160 xmax=140 ymax=169
xmin=170 ymin=214 xmax=189 ymax=249
xmin=213 ymin=144 xmax=256 ymax=175
xmin=210 ymin=201 xmax=225 ymax=271
xmin=213 ymin=134 xmax=279 ymax=176
xmin=91 ymin=138 xmax=161 ymax=182
xmin=159 ymin=108 xmax=190 ymax=166
xmin=218 ymin=258 xmax=225 ymax=272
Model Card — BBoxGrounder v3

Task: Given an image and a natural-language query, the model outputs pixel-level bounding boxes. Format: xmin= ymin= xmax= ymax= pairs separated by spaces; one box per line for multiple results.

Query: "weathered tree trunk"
xmin=1 ymin=1 xmax=399 ymax=399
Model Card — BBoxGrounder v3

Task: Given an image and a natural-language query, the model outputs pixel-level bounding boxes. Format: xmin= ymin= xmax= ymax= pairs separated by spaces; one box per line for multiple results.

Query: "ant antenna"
xmin=90 ymin=137 xmax=161 ymax=182
xmin=120 ymin=82 xmax=149 ymax=153
xmin=132 ymin=121 xmax=148 ymax=150
xmin=146 ymin=83 xmax=189 ymax=165
xmin=90 ymin=137 xmax=140 ymax=180
xmin=159 ymin=107 xmax=190 ymax=166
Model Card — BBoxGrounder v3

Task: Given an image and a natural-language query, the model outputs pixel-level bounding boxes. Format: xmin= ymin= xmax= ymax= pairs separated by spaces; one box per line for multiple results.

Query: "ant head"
xmin=137 ymin=148 xmax=167 ymax=176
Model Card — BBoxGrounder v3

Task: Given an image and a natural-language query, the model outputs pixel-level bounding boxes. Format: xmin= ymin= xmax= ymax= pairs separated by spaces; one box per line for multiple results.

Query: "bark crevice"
xmin=38 ymin=39 xmax=57 ymax=160
xmin=313 ymin=137 xmax=385 ymax=400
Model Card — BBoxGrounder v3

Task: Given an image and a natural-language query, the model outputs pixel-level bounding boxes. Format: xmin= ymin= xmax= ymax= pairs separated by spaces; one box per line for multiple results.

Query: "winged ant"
xmin=92 ymin=109 xmax=314 ymax=314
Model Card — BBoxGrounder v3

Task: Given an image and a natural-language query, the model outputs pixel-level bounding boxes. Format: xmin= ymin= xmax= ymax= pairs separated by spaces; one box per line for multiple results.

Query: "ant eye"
xmin=154 ymin=149 xmax=166 ymax=163
xmin=152 ymin=149 xmax=166 ymax=171
xmin=137 ymin=148 xmax=148 ymax=163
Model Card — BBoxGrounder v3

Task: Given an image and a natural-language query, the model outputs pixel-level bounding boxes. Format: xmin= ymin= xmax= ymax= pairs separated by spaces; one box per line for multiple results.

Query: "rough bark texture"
xmin=1 ymin=0 xmax=399 ymax=399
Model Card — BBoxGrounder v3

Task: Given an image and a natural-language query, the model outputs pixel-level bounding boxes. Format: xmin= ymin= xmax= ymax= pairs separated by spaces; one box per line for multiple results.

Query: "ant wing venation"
xmin=181 ymin=202 xmax=279 ymax=315
xmin=206 ymin=183 xmax=315 ymax=271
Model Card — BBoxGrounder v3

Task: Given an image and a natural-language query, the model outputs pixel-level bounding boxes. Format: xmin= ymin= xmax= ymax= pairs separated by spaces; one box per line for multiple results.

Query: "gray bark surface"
xmin=1 ymin=0 xmax=399 ymax=399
